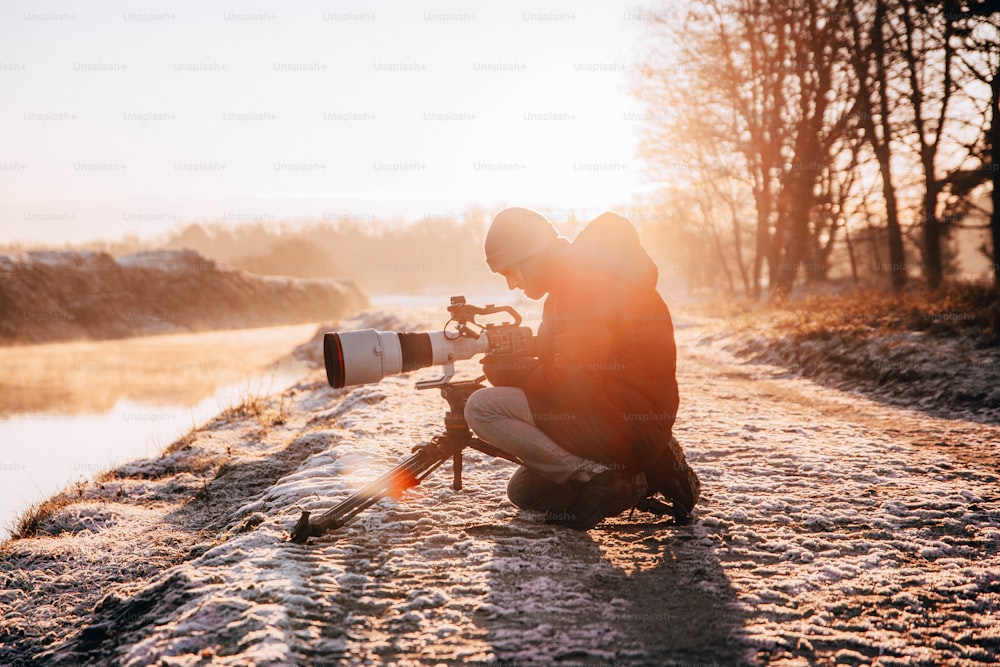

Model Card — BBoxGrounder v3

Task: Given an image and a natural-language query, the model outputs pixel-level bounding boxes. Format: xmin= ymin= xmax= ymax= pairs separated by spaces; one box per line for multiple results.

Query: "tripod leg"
xmin=452 ymin=452 xmax=463 ymax=491
xmin=290 ymin=445 xmax=456 ymax=543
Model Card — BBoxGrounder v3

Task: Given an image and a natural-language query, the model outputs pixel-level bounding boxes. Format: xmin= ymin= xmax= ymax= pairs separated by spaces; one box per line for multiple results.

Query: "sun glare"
xmin=0 ymin=0 xmax=651 ymax=246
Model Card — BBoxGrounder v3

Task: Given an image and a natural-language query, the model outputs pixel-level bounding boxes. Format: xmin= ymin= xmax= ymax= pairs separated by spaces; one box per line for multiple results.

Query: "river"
xmin=0 ymin=323 xmax=317 ymax=540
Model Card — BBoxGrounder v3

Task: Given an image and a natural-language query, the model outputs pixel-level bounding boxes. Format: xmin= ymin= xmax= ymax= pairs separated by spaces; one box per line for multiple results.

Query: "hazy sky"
xmin=0 ymin=0 xmax=663 ymax=245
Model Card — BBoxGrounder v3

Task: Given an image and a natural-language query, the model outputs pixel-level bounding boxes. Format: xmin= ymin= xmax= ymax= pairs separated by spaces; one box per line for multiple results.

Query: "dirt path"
xmin=672 ymin=319 xmax=1000 ymax=664
xmin=2 ymin=314 xmax=998 ymax=665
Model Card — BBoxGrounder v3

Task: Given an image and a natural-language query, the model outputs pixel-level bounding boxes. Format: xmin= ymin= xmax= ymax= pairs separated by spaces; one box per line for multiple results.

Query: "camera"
xmin=323 ymin=296 xmax=534 ymax=388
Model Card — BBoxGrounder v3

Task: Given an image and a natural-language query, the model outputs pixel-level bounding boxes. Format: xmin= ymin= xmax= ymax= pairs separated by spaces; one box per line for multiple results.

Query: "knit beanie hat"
xmin=484 ymin=207 xmax=558 ymax=272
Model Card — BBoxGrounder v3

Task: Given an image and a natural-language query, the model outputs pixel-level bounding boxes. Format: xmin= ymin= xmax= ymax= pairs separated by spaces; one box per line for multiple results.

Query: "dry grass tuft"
xmin=11 ymin=480 xmax=89 ymax=540
xmin=222 ymin=384 xmax=268 ymax=422
xmin=163 ymin=430 xmax=198 ymax=456
xmin=257 ymin=394 xmax=288 ymax=429
xmin=222 ymin=384 xmax=288 ymax=431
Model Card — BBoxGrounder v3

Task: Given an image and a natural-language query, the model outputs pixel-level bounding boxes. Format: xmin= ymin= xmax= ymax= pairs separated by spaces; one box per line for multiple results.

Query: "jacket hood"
xmin=570 ymin=212 xmax=658 ymax=288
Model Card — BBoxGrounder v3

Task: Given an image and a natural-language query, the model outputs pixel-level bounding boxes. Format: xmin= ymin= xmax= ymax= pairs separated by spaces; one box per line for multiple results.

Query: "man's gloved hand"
xmin=481 ymin=354 xmax=537 ymax=387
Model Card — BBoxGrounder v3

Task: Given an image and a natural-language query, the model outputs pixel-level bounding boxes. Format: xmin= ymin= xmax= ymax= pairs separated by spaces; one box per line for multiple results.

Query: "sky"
xmin=0 ymin=0 xmax=664 ymax=245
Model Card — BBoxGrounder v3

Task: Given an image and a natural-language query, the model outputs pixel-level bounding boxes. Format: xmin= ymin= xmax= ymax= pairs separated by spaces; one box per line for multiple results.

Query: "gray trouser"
xmin=464 ymin=386 xmax=602 ymax=512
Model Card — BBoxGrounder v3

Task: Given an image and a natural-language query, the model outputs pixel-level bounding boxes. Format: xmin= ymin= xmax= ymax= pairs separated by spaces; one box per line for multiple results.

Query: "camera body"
xmin=479 ymin=321 xmax=534 ymax=356
xmin=324 ymin=296 xmax=534 ymax=388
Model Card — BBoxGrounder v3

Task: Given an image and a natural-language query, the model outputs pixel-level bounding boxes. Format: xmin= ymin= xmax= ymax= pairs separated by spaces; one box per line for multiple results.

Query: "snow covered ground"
xmin=1 ymin=308 xmax=998 ymax=665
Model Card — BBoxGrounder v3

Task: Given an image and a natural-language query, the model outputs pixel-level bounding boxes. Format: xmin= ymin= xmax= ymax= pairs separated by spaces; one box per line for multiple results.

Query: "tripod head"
xmin=416 ymin=374 xmax=487 ymax=433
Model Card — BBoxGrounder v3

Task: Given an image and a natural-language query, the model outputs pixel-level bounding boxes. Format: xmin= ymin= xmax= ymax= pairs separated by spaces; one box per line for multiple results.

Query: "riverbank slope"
xmin=0 ymin=249 xmax=368 ymax=344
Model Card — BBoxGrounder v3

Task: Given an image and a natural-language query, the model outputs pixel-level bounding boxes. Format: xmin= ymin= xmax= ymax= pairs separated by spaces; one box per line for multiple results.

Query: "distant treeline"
xmin=58 ymin=210 xmax=701 ymax=296
xmin=140 ymin=211 xmax=715 ymax=297
xmin=158 ymin=215 xmax=497 ymax=294
xmin=14 ymin=195 xmax=989 ymax=302
xmin=43 ymin=204 xmax=971 ymax=299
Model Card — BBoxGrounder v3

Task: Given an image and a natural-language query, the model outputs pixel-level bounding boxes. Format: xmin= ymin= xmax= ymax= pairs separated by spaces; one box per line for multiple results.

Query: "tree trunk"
xmin=898 ymin=0 xmax=954 ymax=290
xmin=775 ymin=168 xmax=819 ymax=296
xmin=753 ymin=193 xmax=774 ymax=301
xmin=844 ymin=223 xmax=860 ymax=286
xmin=883 ymin=177 xmax=908 ymax=291
xmin=922 ymin=187 xmax=944 ymax=289
xmin=853 ymin=0 xmax=907 ymax=292
xmin=991 ymin=59 xmax=1000 ymax=290
xmin=730 ymin=212 xmax=752 ymax=298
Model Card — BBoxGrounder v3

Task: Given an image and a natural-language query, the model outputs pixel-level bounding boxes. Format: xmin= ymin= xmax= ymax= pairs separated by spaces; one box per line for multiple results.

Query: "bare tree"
xmin=638 ymin=0 xmax=853 ymax=299
xmin=992 ymin=54 xmax=1000 ymax=289
xmin=889 ymin=0 xmax=958 ymax=289
xmin=810 ymin=139 xmax=864 ymax=282
xmin=768 ymin=0 xmax=856 ymax=297
xmin=846 ymin=0 xmax=910 ymax=292
xmin=947 ymin=1 xmax=1000 ymax=288
xmin=636 ymin=8 xmax=757 ymax=296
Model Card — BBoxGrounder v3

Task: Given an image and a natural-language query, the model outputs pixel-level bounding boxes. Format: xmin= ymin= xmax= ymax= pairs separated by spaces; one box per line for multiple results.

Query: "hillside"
xmin=0 ymin=249 xmax=368 ymax=344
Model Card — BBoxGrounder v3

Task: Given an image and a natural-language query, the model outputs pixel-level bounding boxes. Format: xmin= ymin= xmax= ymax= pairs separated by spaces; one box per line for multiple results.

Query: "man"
xmin=464 ymin=207 xmax=700 ymax=530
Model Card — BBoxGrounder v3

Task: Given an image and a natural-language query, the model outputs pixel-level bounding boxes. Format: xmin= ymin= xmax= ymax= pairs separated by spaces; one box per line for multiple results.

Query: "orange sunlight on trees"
xmin=635 ymin=0 xmax=999 ymax=299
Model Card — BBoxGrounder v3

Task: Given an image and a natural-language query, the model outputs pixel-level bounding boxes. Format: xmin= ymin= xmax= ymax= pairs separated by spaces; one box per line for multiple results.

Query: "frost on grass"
xmin=731 ymin=312 xmax=1000 ymax=424
xmin=2 ymin=310 xmax=1000 ymax=665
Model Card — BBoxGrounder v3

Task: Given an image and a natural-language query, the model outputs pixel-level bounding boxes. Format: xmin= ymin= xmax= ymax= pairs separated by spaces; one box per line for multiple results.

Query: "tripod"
xmin=289 ymin=376 xmax=521 ymax=544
